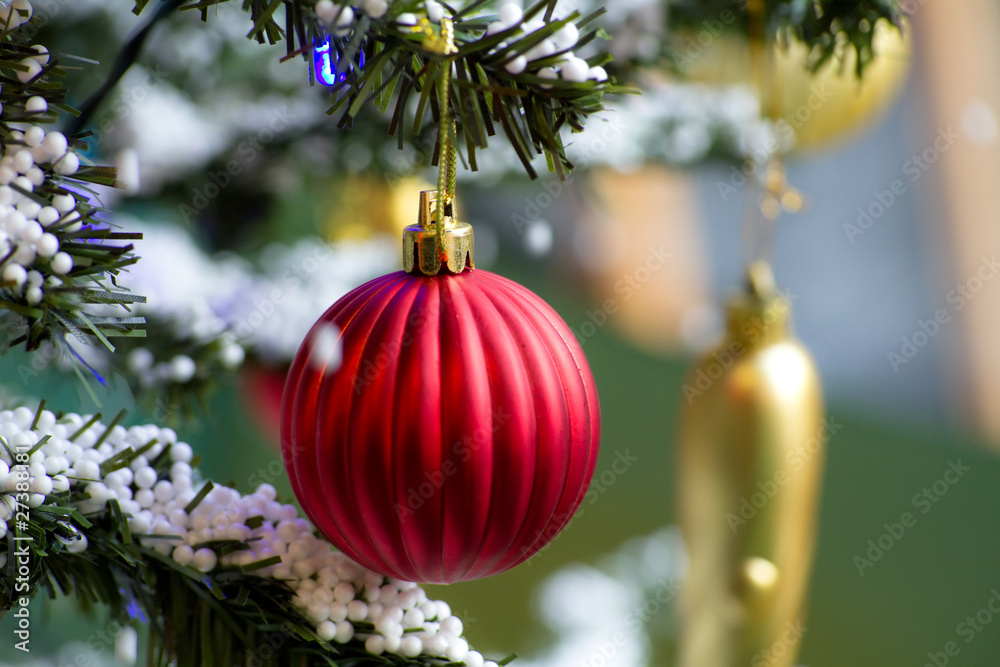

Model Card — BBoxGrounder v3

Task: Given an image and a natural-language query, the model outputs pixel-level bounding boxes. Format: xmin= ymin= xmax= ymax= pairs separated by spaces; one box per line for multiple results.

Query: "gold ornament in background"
xmin=326 ymin=176 xmax=434 ymax=240
xmin=677 ymin=261 xmax=826 ymax=667
xmin=683 ymin=20 xmax=911 ymax=150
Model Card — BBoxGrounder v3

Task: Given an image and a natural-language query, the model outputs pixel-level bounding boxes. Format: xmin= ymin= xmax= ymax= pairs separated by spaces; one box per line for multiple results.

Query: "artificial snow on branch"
xmin=0 ymin=402 xmax=505 ymax=666
xmin=37 ymin=223 xmax=398 ymax=418
xmin=0 ymin=1 xmax=146 ymax=361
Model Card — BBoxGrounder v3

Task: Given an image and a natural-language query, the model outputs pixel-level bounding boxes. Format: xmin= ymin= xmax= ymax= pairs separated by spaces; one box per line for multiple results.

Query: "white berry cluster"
xmin=125 ymin=343 xmax=245 ymax=388
xmin=315 ymin=0 xmax=448 ymax=29
xmin=565 ymin=80 xmax=774 ymax=169
xmin=123 ymin=223 xmax=395 ymax=366
xmin=0 ymin=406 xmax=493 ymax=665
xmin=314 ymin=0 xmax=391 ymax=30
xmin=52 ymin=313 xmax=245 ymax=393
xmin=0 ymin=0 xmax=81 ymax=306
xmin=584 ymin=0 xmax=664 ymax=65
xmin=54 ymin=223 xmax=391 ymax=389
xmin=486 ymin=4 xmax=607 ymax=84
xmin=394 ymin=0 xmax=443 ymax=26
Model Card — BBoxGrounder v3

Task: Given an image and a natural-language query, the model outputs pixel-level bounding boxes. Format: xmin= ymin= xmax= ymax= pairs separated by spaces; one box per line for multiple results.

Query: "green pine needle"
xmin=130 ymin=0 xmax=618 ymax=181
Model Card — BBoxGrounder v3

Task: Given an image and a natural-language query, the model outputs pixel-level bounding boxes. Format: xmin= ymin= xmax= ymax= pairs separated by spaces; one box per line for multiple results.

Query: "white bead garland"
xmin=0 ymin=406 xmax=481 ymax=663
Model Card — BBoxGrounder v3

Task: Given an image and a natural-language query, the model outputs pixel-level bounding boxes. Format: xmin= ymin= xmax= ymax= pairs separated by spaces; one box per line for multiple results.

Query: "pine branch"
xmin=131 ymin=0 xmax=622 ymax=180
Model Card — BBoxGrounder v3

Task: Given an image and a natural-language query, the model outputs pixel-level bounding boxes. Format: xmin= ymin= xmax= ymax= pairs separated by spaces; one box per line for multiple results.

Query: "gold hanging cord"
xmin=402 ymin=16 xmax=474 ymax=276
xmin=742 ymin=0 xmax=804 ymax=270
xmin=416 ymin=16 xmax=459 ymax=252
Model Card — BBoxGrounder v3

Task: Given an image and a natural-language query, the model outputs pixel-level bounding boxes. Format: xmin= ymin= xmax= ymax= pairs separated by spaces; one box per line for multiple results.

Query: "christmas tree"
xmin=0 ymin=1 xmax=909 ymax=665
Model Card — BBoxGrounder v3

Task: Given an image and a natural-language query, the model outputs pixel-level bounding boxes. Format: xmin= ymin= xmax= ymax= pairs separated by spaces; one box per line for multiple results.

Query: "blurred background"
xmin=3 ymin=0 xmax=1000 ymax=665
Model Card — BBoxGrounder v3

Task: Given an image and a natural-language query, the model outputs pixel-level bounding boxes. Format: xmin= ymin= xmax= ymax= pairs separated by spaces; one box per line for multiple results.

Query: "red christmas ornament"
xmin=281 ymin=196 xmax=600 ymax=583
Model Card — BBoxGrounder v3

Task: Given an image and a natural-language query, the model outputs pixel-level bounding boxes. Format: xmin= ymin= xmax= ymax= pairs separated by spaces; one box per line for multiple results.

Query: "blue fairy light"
xmin=119 ymin=588 xmax=148 ymax=622
xmin=314 ymin=37 xmax=364 ymax=86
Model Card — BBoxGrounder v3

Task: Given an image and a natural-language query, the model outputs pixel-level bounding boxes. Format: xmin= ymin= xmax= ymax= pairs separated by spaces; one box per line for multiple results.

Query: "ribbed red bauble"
xmin=280 ymin=193 xmax=601 ymax=583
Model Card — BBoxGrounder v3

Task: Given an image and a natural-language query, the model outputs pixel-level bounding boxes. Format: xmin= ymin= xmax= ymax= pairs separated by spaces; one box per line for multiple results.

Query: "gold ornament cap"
xmin=403 ymin=191 xmax=475 ymax=276
xmin=725 ymin=260 xmax=791 ymax=346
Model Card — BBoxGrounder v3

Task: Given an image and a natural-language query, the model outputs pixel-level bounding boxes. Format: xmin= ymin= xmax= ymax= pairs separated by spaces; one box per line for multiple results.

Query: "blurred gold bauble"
xmin=325 ymin=175 xmax=434 ymax=240
xmin=677 ymin=262 xmax=826 ymax=667
xmin=683 ymin=20 xmax=911 ymax=150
